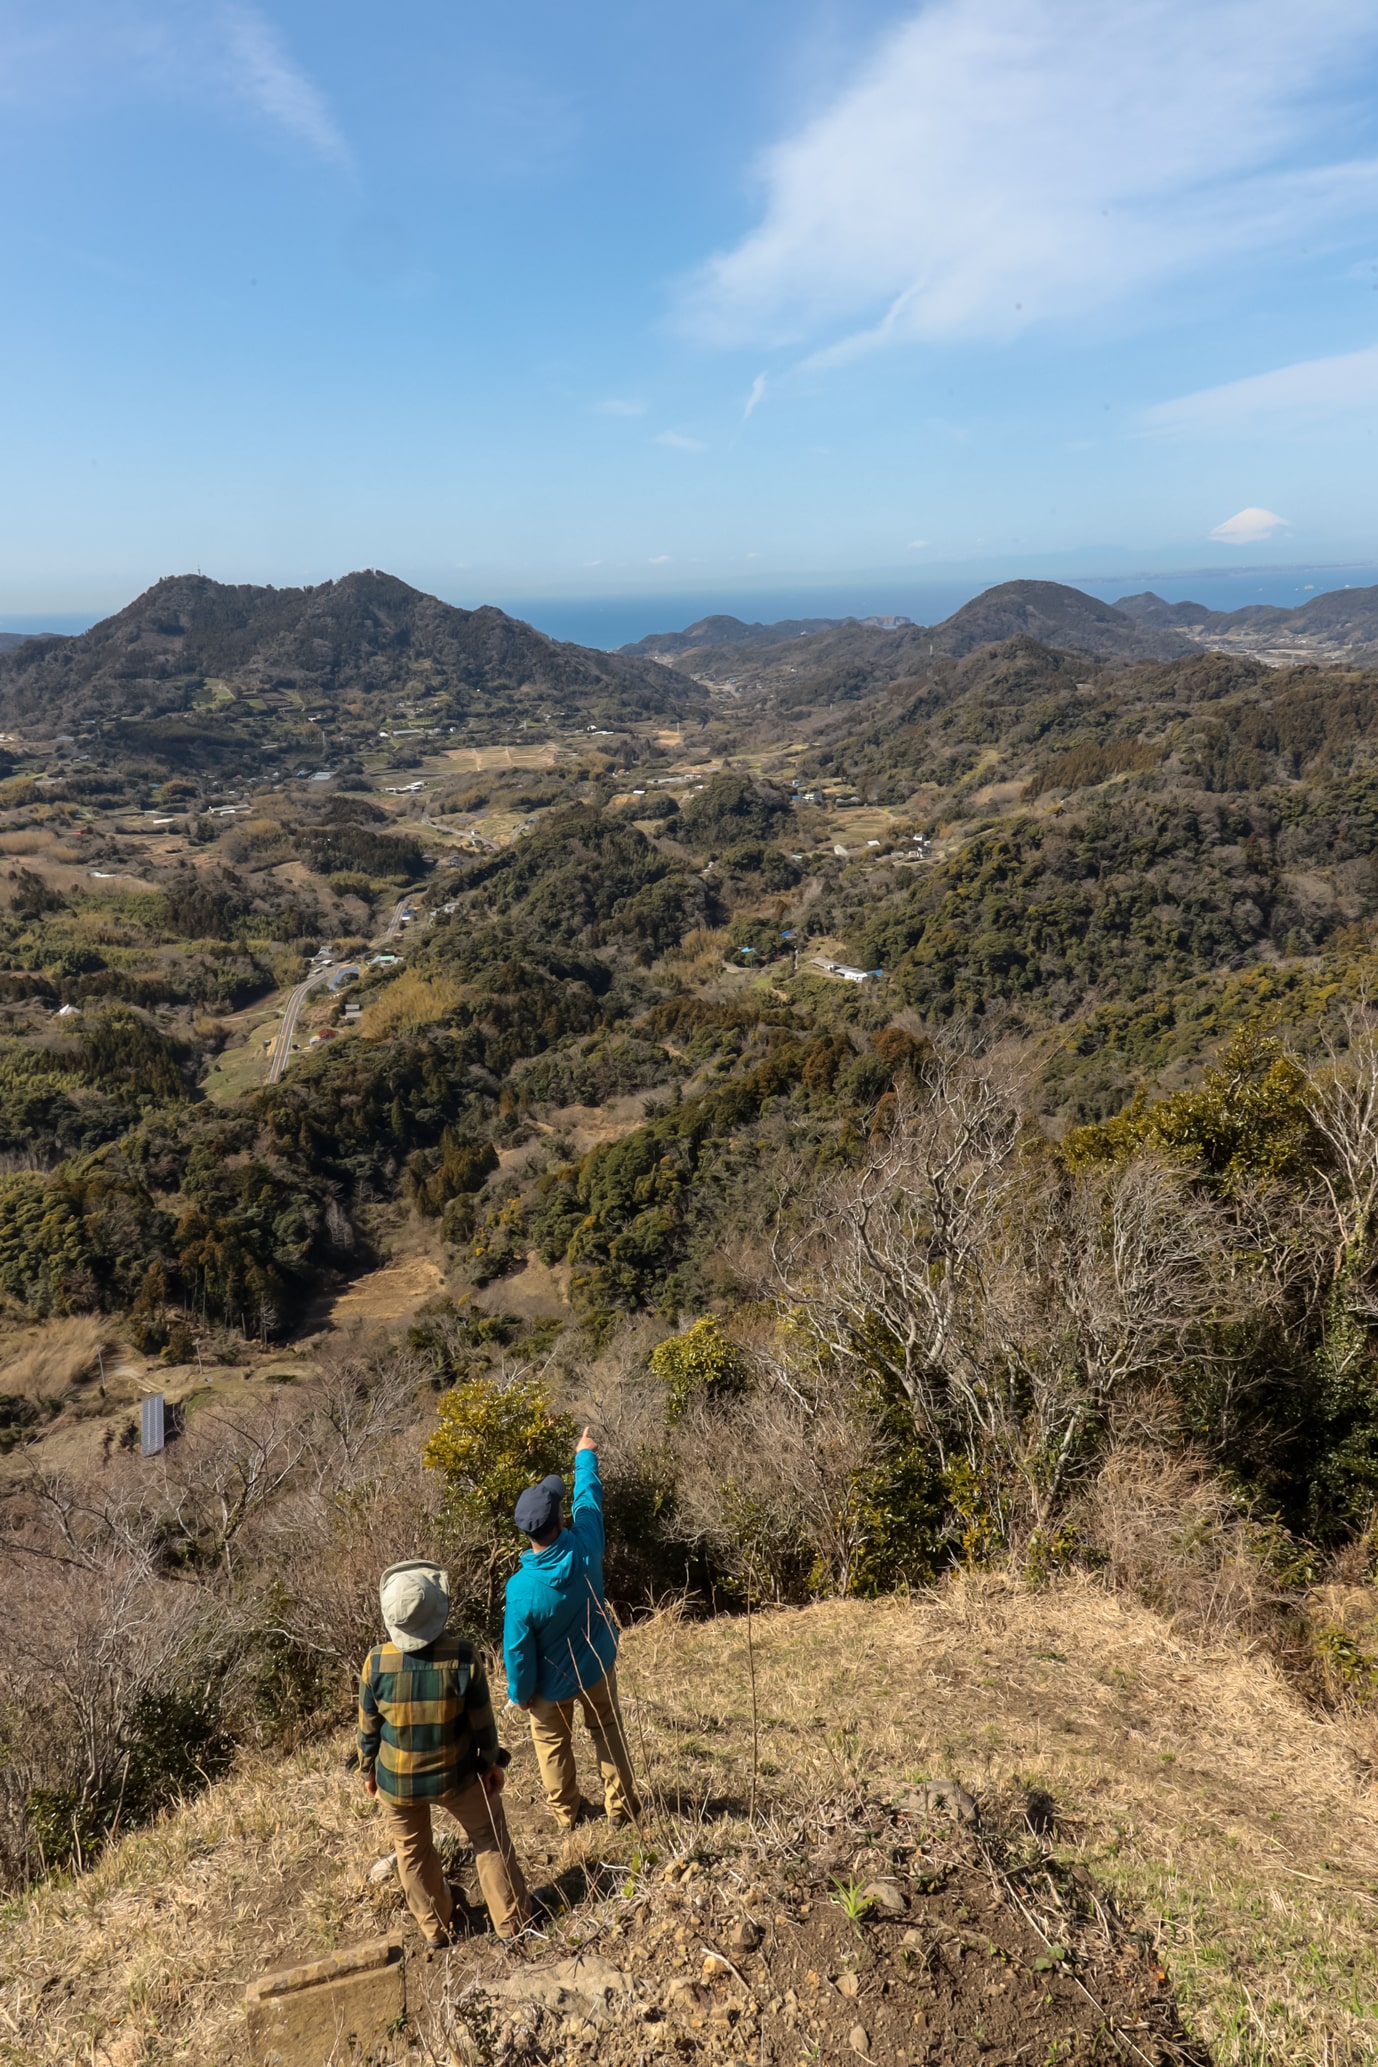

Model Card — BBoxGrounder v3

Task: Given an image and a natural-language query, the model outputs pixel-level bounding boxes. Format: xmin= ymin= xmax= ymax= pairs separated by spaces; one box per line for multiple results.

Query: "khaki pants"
xmin=527 ymin=1665 xmax=640 ymax=1830
xmin=379 ymin=1773 xmax=529 ymax=1944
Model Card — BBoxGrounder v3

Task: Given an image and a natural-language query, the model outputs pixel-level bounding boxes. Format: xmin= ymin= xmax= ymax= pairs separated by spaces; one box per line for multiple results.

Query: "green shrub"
xmin=650 ymin=1316 xmax=750 ymax=1424
xmin=423 ymin=1374 xmax=574 ymax=1616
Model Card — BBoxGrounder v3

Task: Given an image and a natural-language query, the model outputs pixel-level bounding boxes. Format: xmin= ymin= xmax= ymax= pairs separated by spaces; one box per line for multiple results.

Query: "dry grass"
xmin=618 ymin=1581 xmax=1378 ymax=2067
xmin=356 ymin=971 xmax=463 ymax=1038
xmin=659 ymin=927 xmax=732 ymax=984
xmin=0 ymin=1316 xmax=112 ymax=1403
xmin=2 ymin=1578 xmax=1376 ymax=2063
xmin=325 ymin=1258 xmax=447 ymax=1325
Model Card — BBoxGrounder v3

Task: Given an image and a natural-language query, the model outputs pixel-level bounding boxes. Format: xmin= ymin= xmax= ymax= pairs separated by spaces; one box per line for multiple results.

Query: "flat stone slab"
xmin=245 ymin=1935 xmax=404 ymax=2066
xmin=480 ymin=1951 xmax=631 ymax=2019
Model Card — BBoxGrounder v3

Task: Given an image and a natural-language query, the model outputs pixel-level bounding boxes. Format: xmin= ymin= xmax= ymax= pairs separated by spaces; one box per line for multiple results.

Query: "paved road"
xmin=380 ymin=893 xmax=415 ymax=944
xmin=264 ymin=892 xmax=416 ymax=1083
xmin=265 ymin=965 xmax=340 ymax=1084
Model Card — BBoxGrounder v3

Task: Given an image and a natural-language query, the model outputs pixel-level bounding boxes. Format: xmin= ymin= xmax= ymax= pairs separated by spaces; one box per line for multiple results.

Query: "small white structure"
xmin=811 ymin=956 xmax=879 ymax=985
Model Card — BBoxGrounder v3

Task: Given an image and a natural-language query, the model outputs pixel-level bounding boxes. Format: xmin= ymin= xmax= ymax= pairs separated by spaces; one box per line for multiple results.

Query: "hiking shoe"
xmin=555 ymin=1798 xmax=598 ymax=1831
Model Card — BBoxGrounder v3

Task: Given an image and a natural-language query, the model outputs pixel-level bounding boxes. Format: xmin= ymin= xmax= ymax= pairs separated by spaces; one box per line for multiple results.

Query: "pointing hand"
xmin=575 ymin=1425 xmax=598 ymax=1454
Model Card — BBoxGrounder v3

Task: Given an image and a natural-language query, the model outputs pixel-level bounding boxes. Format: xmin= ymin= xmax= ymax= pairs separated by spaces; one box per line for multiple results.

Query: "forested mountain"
xmin=1118 ymin=579 xmax=1378 ymax=659
xmin=625 ymin=580 xmax=1194 ymax=690
xmin=926 ymin=578 xmax=1195 ymax=659
xmin=0 ymin=570 xmax=703 ymax=737
xmin=619 ymin=611 xmax=852 ymax=658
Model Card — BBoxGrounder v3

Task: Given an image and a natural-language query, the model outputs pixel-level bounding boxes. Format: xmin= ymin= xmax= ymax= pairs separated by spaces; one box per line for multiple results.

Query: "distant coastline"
xmin=9 ymin=559 xmax=1378 ymax=654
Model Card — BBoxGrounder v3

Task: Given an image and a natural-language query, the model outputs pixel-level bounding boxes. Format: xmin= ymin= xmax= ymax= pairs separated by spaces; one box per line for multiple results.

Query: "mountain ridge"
xmin=627 ymin=577 xmax=1378 ymax=679
xmin=0 ymin=569 xmax=704 ymax=739
xmin=621 ymin=610 xmax=915 ymax=659
xmin=622 ymin=579 xmax=1196 ymax=678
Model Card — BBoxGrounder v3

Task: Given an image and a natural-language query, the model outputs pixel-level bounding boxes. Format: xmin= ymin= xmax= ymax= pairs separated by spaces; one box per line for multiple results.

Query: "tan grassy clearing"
xmin=355 ymin=971 xmax=463 ymax=1038
xmin=440 ymin=745 xmax=561 ymax=773
xmin=543 ymin=1093 xmax=655 ymax=1155
xmin=470 ymin=1249 xmax=572 ymax=1320
xmin=620 ymin=1582 xmax=1378 ymax=2067
xmin=659 ymin=925 xmax=731 ymax=984
xmin=201 ymin=1033 xmax=278 ymax=1103
xmin=822 ymin=805 xmax=900 ymax=846
xmin=2 ymin=1579 xmax=1375 ymax=2063
xmin=0 ymin=1316 xmax=113 ymax=1403
xmin=324 ymin=1257 xmax=446 ymax=1326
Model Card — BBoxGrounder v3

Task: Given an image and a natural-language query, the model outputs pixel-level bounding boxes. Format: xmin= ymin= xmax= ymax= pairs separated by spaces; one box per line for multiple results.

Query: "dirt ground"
xmin=3 ymin=1582 xmax=1377 ymax=2064
xmin=404 ymin=1792 xmax=1198 ymax=2067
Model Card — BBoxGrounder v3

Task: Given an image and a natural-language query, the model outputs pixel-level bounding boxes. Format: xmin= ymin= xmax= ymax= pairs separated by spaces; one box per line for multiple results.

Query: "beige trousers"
xmin=379 ymin=1773 xmax=529 ymax=1943
xmin=527 ymin=1665 xmax=640 ymax=1830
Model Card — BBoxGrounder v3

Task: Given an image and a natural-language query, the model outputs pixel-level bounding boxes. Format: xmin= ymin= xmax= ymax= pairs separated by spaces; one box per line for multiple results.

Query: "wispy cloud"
xmin=743 ymin=373 xmax=767 ymax=420
xmin=654 ymin=430 xmax=706 ymax=451
xmin=649 ymin=554 xmax=672 ymax=564
xmin=679 ymin=0 xmax=1378 ymax=354
xmin=221 ymin=4 xmax=350 ymax=167
xmin=1209 ymin=507 xmax=1290 ymax=544
xmin=0 ymin=1 xmax=351 ymax=168
xmin=593 ymin=398 xmax=647 ymax=417
xmin=1146 ymin=342 xmax=1378 ymax=432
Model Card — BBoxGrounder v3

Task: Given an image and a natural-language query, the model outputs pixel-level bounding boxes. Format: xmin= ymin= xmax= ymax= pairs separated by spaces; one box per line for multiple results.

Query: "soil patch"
xmin=405 ymin=1790 xmax=1203 ymax=2067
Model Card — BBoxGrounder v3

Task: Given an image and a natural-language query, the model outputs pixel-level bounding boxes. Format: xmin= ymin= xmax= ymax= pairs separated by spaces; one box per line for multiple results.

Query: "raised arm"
xmin=570 ymin=1427 xmax=604 ymax=1558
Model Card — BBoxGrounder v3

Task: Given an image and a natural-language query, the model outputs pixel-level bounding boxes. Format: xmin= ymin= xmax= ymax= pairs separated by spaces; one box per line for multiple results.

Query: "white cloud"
xmin=1146 ymin=342 xmax=1378 ymax=432
xmin=0 ymin=2 xmax=350 ymax=167
xmin=654 ymin=430 xmax=706 ymax=451
xmin=908 ymin=539 xmax=929 ymax=550
xmin=593 ymin=399 xmax=647 ymax=417
xmin=679 ymin=0 xmax=1378 ymax=353
xmin=649 ymin=554 xmax=673 ymax=564
xmin=743 ymin=374 xmax=767 ymax=420
xmin=1209 ymin=507 xmax=1290 ymax=544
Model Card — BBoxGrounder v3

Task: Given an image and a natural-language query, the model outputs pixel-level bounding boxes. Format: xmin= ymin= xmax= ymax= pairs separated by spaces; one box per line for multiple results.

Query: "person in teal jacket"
xmin=503 ymin=1427 xmax=641 ymax=1830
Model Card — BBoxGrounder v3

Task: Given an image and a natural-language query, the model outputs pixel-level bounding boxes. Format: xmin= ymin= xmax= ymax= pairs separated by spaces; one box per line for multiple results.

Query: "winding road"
xmin=265 ymin=894 xmax=415 ymax=1085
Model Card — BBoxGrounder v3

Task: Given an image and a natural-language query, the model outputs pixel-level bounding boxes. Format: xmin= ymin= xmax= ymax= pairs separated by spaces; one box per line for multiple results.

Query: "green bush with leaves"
xmin=423 ymin=1374 xmax=574 ymax=1616
xmin=650 ymin=1316 xmax=751 ymax=1423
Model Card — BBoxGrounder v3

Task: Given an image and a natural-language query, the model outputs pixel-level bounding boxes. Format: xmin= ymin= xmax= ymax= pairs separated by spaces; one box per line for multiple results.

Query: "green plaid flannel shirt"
xmin=357 ymin=1633 xmax=500 ymax=1800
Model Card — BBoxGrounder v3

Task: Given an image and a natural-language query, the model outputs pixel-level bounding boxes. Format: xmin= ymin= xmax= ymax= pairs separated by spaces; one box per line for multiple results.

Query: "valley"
xmin=5 ymin=569 xmax=1378 ymax=2064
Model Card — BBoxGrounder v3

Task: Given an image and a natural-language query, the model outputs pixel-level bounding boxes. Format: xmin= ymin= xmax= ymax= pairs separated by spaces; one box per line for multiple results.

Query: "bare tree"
xmin=1305 ymin=1003 xmax=1378 ymax=1286
xmin=772 ymin=1050 xmax=1022 ymax=1465
xmin=303 ymin=1340 xmax=429 ymax=1494
xmin=773 ymin=1047 xmax=1228 ymax=1542
xmin=152 ymin=1394 xmax=310 ymax=1580
xmin=973 ymin=1154 xmax=1228 ymax=1527
xmin=667 ymin=1386 xmax=882 ymax=1599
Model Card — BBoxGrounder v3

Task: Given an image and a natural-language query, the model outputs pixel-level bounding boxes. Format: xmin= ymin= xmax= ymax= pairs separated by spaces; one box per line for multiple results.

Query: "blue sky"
xmin=3 ymin=0 xmax=1378 ymax=628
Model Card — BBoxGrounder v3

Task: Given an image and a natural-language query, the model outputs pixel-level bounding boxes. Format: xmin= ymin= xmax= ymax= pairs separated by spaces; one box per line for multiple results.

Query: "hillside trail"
xmin=3 ymin=1582 xmax=1377 ymax=2065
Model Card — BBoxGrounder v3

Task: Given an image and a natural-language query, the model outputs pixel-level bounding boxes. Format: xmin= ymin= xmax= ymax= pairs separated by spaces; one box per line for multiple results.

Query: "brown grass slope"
xmin=2 ymin=1579 xmax=1375 ymax=2066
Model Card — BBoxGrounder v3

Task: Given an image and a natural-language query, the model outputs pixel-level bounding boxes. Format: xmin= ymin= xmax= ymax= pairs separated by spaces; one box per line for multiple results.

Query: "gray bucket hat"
xmin=379 ymin=1560 xmax=451 ymax=1652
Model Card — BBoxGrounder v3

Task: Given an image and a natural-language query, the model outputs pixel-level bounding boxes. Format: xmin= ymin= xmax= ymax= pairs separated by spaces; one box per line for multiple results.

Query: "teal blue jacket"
xmin=503 ymin=1449 xmax=619 ymax=1705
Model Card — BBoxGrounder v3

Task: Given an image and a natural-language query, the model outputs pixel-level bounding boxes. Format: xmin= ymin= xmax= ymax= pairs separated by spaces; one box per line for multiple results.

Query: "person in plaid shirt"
xmin=358 ymin=1560 xmax=529 ymax=1944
